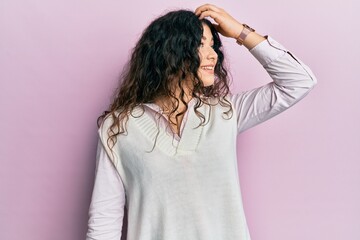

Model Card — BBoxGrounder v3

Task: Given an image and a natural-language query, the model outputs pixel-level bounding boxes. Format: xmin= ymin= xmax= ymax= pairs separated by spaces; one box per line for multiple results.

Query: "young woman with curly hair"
xmin=86 ymin=4 xmax=317 ymax=240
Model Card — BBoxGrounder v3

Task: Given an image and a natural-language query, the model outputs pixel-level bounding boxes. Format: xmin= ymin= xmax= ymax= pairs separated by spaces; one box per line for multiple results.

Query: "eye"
xmin=200 ymin=42 xmax=205 ymax=48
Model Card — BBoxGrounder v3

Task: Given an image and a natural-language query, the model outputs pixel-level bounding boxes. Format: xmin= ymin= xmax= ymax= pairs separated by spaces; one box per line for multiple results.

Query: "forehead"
xmin=202 ymin=24 xmax=214 ymax=41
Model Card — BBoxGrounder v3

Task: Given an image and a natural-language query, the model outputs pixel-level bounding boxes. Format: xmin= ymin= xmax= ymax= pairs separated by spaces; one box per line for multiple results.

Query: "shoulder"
xmin=201 ymin=95 xmax=231 ymax=105
xmin=202 ymin=96 xmax=234 ymax=120
xmin=97 ymin=106 xmax=147 ymax=140
xmin=206 ymin=95 xmax=235 ymax=109
xmin=97 ymin=110 xmax=122 ymax=141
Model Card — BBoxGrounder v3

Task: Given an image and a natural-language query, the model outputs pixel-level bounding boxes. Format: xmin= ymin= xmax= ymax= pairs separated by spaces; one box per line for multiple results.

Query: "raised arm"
xmin=195 ymin=4 xmax=317 ymax=133
xmin=231 ymin=36 xmax=317 ymax=133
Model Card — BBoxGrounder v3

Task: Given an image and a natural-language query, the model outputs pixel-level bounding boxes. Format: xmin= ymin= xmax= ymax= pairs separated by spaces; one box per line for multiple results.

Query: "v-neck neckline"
xmin=131 ymin=98 xmax=208 ymax=155
xmin=143 ymin=98 xmax=196 ymax=141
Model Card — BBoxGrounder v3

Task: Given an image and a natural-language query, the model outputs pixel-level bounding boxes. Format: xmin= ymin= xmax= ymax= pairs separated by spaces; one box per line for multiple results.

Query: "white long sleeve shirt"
xmin=86 ymin=35 xmax=317 ymax=240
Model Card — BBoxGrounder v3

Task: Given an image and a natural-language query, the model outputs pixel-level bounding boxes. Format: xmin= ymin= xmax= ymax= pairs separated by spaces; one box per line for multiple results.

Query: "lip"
xmin=200 ymin=65 xmax=215 ymax=74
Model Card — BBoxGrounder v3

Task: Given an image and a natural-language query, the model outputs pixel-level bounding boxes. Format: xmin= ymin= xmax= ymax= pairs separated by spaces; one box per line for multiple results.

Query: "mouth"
xmin=200 ymin=65 xmax=215 ymax=74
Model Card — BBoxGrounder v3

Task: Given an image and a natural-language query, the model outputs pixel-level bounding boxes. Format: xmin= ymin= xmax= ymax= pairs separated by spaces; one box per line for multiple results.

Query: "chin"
xmin=197 ymin=71 xmax=215 ymax=87
xmin=202 ymin=77 xmax=215 ymax=87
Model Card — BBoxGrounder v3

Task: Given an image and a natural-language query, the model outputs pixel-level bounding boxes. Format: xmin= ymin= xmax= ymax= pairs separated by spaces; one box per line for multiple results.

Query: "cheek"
xmin=198 ymin=52 xmax=204 ymax=63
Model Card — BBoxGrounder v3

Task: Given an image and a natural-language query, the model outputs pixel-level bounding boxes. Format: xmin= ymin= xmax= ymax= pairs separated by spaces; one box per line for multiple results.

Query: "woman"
xmin=86 ymin=4 xmax=317 ymax=240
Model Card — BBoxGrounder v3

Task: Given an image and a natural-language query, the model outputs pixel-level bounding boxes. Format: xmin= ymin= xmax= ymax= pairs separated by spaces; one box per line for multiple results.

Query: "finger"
xmin=195 ymin=4 xmax=221 ymax=16
xmin=196 ymin=4 xmax=221 ymax=15
xmin=198 ymin=10 xmax=222 ymax=23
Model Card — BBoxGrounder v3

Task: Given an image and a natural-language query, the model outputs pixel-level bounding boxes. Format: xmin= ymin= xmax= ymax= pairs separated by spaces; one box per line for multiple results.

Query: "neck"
xmin=155 ymin=91 xmax=192 ymax=115
xmin=154 ymin=78 xmax=194 ymax=114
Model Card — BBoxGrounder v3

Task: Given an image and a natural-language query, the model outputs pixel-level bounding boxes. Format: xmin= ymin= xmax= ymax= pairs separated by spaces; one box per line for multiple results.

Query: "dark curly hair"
xmin=98 ymin=9 xmax=233 ymax=150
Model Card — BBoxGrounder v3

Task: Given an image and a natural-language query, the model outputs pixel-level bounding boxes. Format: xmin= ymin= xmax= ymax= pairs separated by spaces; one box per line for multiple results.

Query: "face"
xmin=197 ymin=24 xmax=218 ymax=87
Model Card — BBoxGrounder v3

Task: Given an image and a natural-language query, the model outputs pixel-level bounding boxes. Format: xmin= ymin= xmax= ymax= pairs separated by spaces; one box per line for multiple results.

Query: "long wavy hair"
xmin=98 ymin=9 xmax=233 ymax=150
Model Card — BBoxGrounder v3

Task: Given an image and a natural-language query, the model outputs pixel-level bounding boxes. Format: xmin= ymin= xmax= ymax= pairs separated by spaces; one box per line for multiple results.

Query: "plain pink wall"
xmin=1 ymin=0 xmax=359 ymax=239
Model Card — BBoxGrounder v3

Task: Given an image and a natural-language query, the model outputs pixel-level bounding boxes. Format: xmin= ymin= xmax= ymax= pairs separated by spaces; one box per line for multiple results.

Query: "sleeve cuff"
xmin=249 ymin=35 xmax=288 ymax=67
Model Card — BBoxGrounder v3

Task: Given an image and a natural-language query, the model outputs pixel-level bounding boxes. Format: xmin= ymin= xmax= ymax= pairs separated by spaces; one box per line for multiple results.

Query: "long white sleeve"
xmin=231 ymin=35 xmax=317 ymax=133
xmin=86 ymin=138 xmax=126 ymax=240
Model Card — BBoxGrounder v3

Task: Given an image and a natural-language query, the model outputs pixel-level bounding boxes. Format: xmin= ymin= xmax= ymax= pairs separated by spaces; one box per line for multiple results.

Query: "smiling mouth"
xmin=201 ymin=65 xmax=214 ymax=70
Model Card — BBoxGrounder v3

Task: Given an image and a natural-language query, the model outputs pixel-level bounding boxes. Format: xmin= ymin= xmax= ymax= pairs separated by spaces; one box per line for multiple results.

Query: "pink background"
xmin=1 ymin=0 xmax=359 ymax=239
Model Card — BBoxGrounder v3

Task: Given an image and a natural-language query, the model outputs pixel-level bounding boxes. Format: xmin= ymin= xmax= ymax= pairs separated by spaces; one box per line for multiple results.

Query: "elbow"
xmin=274 ymin=74 xmax=317 ymax=108
xmin=304 ymin=72 xmax=318 ymax=92
xmin=295 ymin=75 xmax=317 ymax=99
xmin=287 ymin=50 xmax=318 ymax=90
xmin=301 ymin=62 xmax=318 ymax=90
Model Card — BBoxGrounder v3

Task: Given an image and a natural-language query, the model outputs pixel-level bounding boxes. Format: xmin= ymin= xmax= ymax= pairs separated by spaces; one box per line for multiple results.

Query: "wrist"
xmin=232 ymin=23 xmax=244 ymax=39
xmin=235 ymin=23 xmax=256 ymax=46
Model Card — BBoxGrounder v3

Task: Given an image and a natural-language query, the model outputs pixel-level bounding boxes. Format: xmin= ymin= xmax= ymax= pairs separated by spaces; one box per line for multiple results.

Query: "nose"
xmin=207 ymin=47 xmax=218 ymax=61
